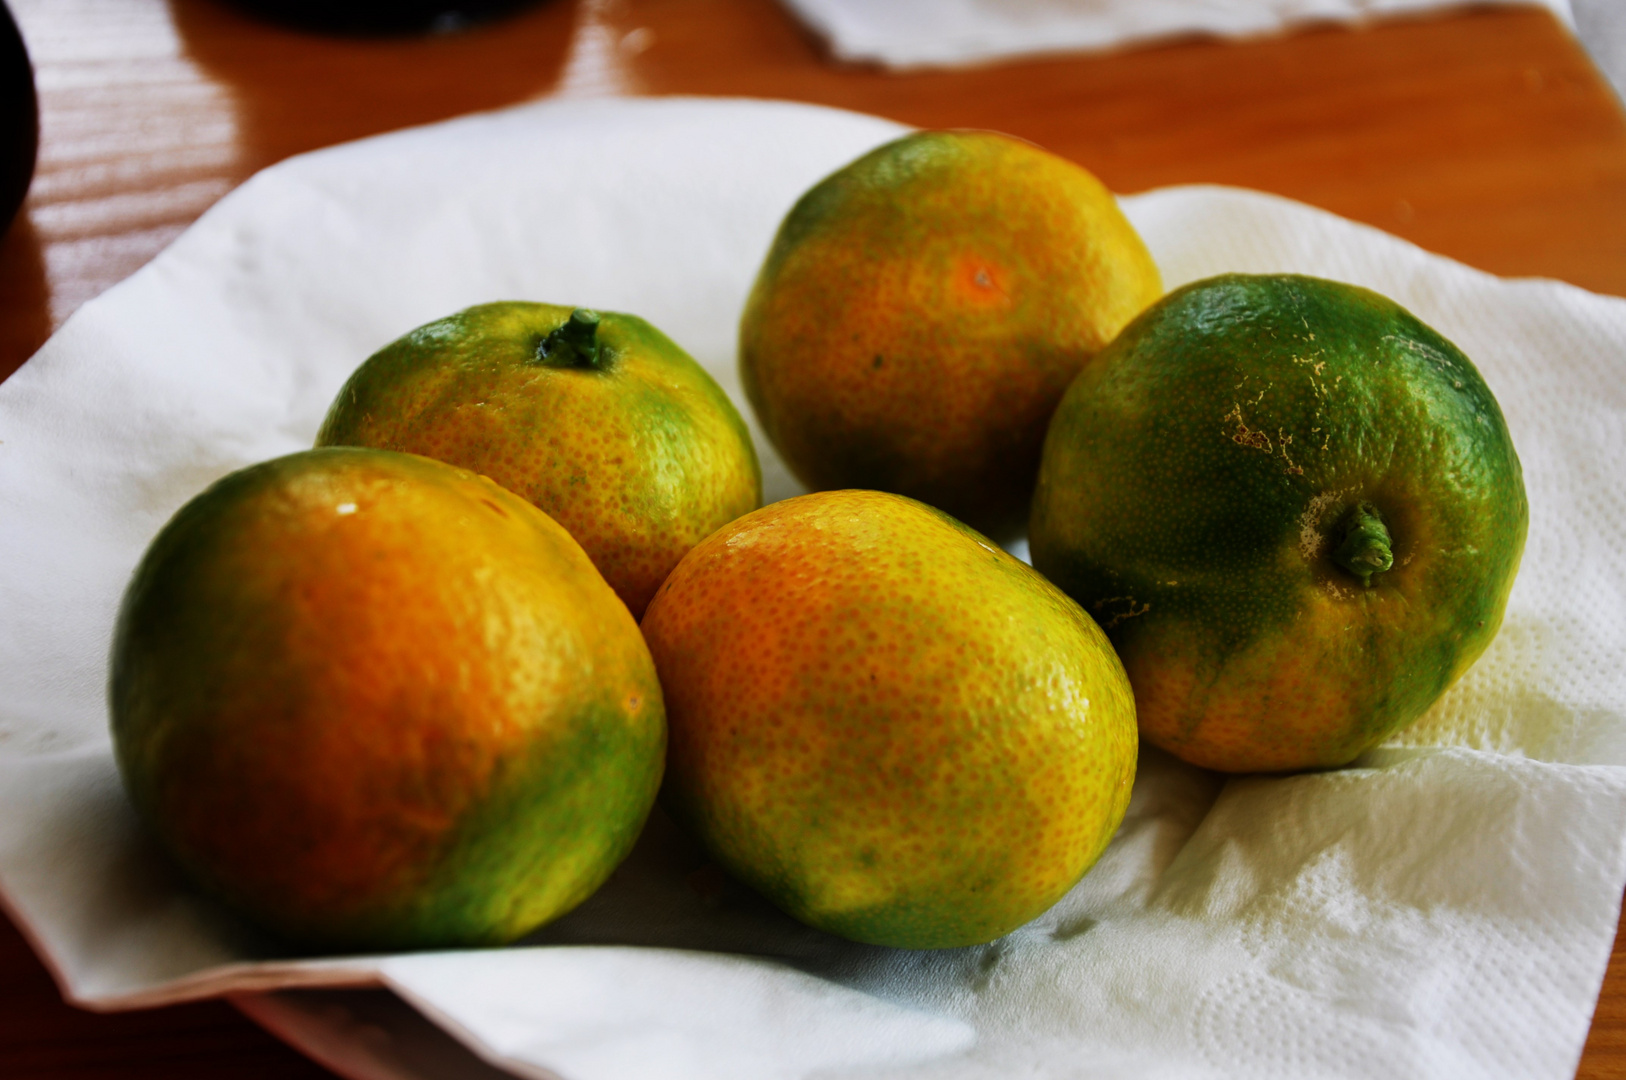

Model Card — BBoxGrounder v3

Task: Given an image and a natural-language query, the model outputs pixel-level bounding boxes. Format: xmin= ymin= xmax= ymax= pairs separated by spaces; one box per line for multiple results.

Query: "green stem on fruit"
xmin=1333 ymin=501 xmax=1394 ymax=588
xmin=536 ymin=309 xmax=606 ymax=369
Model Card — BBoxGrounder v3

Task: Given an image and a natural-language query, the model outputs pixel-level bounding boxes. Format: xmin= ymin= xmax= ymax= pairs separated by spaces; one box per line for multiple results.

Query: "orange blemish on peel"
xmin=953 ymin=254 xmax=1012 ymax=308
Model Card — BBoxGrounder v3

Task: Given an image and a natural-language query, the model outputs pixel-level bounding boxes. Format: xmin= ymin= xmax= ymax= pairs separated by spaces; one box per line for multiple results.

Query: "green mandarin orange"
xmin=739 ymin=129 xmax=1161 ymax=540
xmin=109 ymin=447 xmax=665 ymax=949
xmin=641 ymin=490 xmax=1137 ymax=949
xmin=317 ymin=302 xmax=761 ymax=618
xmin=1030 ymin=274 xmax=1527 ymax=773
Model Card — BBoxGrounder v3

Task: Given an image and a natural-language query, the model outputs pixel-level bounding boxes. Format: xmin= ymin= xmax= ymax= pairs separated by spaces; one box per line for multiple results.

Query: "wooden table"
xmin=3 ymin=0 xmax=1625 ymax=1076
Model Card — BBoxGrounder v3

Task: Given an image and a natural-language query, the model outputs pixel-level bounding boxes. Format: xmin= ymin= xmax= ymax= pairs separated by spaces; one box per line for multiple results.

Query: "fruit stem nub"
xmin=1333 ymin=501 xmax=1394 ymax=588
xmin=537 ymin=309 xmax=606 ymax=369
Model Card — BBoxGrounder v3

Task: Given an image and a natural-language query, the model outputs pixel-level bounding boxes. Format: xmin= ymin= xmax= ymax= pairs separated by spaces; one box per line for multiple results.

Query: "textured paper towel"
xmin=776 ymin=0 xmax=1574 ymax=70
xmin=2 ymin=96 xmax=1626 ymax=1080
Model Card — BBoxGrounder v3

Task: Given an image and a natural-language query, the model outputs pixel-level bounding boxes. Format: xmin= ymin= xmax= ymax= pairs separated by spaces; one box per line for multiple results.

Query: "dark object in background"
xmin=222 ymin=0 xmax=551 ymax=36
xmin=0 ymin=1 xmax=37 ymax=235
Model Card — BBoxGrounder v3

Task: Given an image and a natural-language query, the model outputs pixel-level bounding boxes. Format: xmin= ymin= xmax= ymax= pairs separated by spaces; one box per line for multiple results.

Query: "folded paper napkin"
xmin=776 ymin=0 xmax=1574 ymax=69
xmin=3 ymin=96 xmax=1626 ymax=1080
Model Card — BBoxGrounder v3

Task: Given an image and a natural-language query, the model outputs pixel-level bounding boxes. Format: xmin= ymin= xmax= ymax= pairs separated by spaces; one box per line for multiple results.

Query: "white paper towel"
xmin=775 ymin=0 xmax=1574 ymax=70
xmin=2 ymin=95 xmax=1626 ymax=1080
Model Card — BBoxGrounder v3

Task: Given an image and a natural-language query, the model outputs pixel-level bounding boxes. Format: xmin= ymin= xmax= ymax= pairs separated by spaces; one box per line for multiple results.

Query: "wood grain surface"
xmin=3 ymin=1 xmax=1625 ymax=1077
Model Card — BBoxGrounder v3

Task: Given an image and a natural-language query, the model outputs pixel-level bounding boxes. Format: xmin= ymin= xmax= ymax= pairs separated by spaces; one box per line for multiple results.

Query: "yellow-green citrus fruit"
xmin=1031 ymin=274 xmax=1527 ymax=773
xmin=641 ymin=489 xmax=1137 ymax=949
xmin=317 ymin=302 xmax=761 ymax=618
xmin=739 ymin=129 xmax=1162 ymax=541
xmin=109 ymin=447 xmax=665 ymax=950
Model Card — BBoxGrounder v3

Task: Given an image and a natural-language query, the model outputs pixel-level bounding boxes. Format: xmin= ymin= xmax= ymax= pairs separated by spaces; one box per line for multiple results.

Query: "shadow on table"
xmin=0 ymin=213 xmax=49 ymax=382
xmin=167 ymin=0 xmax=580 ymax=175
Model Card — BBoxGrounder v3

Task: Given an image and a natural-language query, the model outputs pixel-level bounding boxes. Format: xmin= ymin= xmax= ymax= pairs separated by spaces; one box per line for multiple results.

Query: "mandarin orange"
xmin=110 ymin=447 xmax=665 ymax=949
xmin=739 ymin=130 xmax=1161 ymax=540
xmin=1031 ymin=274 xmax=1527 ymax=772
xmin=641 ymin=490 xmax=1136 ymax=948
xmin=318 ymin=303 xmax=760 ymax=618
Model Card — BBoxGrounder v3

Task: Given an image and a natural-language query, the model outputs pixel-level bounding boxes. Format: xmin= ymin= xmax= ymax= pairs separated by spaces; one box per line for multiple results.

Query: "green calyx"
xmin=537 ymin=309 xmax=607 ymax=369
xmin=1333 ymin=501 xmax=1394 ymax=587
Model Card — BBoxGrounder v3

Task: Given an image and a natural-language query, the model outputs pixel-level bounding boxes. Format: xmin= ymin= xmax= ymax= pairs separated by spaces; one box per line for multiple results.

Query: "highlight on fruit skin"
xmin=317 ymin=301 xmax=761 ymax=619
xmin=739 ymin=128 xmax=1162 ymax=541
xmin=109 ymin=447 xmax=666 ymax=950
xmin=1030 ymin=273 xmax=1527 ymax=773
xmin=641 ymin=489 xmax=1138 ymax=949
